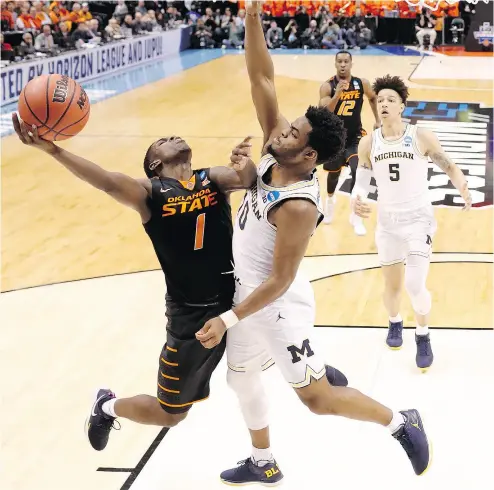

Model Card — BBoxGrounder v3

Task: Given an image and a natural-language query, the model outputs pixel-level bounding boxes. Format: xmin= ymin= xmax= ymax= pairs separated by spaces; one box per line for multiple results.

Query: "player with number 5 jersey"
xmin=351 ymin=75 xmax=472 ymax=371
xmin=11 ymin=111 xmax=258 ymax=452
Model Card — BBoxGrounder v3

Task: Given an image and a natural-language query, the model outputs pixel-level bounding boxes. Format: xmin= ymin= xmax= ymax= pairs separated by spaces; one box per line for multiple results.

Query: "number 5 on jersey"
xmin=389 ymin=163 xmax=400 ymax=181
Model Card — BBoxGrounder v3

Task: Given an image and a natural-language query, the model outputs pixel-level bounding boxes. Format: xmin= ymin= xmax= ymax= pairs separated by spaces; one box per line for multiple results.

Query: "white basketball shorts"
xmin=375 ymin=205 xmax=437 ymax=266
xmin=226 ymin=279 xmax=326 ymax=388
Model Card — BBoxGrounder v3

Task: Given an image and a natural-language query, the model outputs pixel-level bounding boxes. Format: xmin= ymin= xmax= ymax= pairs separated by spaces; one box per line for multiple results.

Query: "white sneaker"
xmin=323 ymin=196 xmax=336 ymax=224
xmin=350 ymin=213 xmax=367 ymax=236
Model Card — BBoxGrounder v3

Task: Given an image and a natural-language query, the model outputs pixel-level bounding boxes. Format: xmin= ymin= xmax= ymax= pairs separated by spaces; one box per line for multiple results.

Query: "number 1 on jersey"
xmin=194 ymin=213 xmax=206 ymax=250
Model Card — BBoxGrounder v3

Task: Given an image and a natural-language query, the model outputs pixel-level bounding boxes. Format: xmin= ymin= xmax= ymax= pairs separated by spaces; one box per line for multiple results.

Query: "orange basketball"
xmin=17 ymin=74 xmax=90 ymax=142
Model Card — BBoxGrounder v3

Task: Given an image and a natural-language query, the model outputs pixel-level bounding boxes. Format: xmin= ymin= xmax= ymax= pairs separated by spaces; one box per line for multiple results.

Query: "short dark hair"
xmin=305 ymin=105 xmax=346 ymax=167
xmin=335 ymin=50 xmax=352 ymax=60
xmin=143 ymin=143 xmax=156 ymax=178
xmin=372 ymin=75 xmax=409 ymax=103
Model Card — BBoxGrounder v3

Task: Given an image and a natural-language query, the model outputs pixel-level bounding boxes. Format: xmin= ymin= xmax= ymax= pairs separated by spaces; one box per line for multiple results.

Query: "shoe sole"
xmin=220 ymin=478 xmax=284 ymax=487
xmin=387 ymin=344 xmax=403 ymax=350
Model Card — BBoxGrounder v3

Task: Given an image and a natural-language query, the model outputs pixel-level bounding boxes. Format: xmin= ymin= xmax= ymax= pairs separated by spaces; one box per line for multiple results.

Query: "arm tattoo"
xmin=430 ymin=151 xmax=453 ymax=172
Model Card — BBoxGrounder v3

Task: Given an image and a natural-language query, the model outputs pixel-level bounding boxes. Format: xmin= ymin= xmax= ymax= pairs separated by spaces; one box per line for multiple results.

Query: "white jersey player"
xmin=196 ymin=3 xmax=432 ymax=486
xmin=352 ymin=74 xmax=472 ymax=371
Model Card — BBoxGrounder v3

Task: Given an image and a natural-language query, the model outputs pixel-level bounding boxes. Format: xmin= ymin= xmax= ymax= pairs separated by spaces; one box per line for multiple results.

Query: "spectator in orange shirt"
xmin=79 ymin=2 xmax=92 ymax=22
xmin=1 ymin=1 xmax=15 ymax=30
xmin=16 ymin=7 xmax=39 ymax=30
xmin=34 ymin=1 xmax=53 ymax=26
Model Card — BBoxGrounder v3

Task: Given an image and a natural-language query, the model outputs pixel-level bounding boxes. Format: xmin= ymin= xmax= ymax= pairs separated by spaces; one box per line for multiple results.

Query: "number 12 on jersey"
xmin=194 ymin=213 xmax=206 ymax=250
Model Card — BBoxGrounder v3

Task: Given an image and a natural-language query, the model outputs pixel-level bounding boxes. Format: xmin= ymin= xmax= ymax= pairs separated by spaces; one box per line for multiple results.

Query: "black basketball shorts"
xmin=157 ymin=301 xmax=230 ymax=414
xmin=323 ymin=136 xmax=361 ymax=172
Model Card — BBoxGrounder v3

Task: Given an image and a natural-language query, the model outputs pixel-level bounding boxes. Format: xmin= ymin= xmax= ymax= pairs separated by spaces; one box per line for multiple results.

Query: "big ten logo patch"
xmin=162 ymin=188 xmax=217 ymax=216
xmin=286 ymin=339 xmax=314 ymax=364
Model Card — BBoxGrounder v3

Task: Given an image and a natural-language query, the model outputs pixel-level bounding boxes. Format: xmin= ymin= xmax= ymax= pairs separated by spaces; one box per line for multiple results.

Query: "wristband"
xmin=220 ymin=309 xmax=239 ymax=329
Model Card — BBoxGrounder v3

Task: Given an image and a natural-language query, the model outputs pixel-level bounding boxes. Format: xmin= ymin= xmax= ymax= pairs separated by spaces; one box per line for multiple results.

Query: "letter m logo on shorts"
xmin=287 ymin=339 xmax=314 ymax=364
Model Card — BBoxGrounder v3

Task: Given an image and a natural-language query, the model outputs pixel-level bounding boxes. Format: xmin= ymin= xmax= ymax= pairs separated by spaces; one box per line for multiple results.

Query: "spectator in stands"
xmin=321 ymin=19 xmax=344 ymax=49
xmin=16 ymin=6 xmax=39 ymax=30
xmin=1 ymin=1 xmax=15 ymax=30
xmin=34 ymin=1 xmax=52 ymax=26
xmin=54 ymin=21 xmax=74 ymax=49
xmin=295 ymin=5 xmax=310 ymax=31
xmin=113 ymin=0 xmax=128 ymax=21
xmin=146 ymin=10 xmax=162 ymax=32
xmin=193 ymin=18 xmax=215 ymax=48
xmin=284 ymin=19 xmax=301 ymax=48
xmin=105 ymin=17 xmax=123 ymax=41
xmin=72 ymin=20 xmax=92 ymax=48
xmin=358 ymin=21 xmax=372 ymax=48
xmin=1 ymin=32 xmax=13 ymax=52
xmin=80 ymin=2 xmax=92 ymax=22
xmin=136 ymin=0 xmax=147 ymax=16
xmin=120 ymin=14 xmax=135 ymax=37
xmin=416 ymin=7 xmax=437 ymax=50
xmin=222 ymin=16 xmax=243 ymax=49
xmin=87 ymin=18 xmax=103 ymax=41
xmin=235 ymin=8 xmax=246 ymax=30
xmin=35 ymin=24 xmax=55 ymax=51
xmin=302 ymin=19 xmax=321 ymax=49
xmin=266 ymin=20 xmax=283 ymax=49
xmin=19 ymin=32 xmax=37 ymax=57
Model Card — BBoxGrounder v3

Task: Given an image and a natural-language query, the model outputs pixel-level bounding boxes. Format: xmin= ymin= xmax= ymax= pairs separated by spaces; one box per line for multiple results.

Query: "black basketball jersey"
xmin=143 ymin=168 xmax=234 ymax=305
xmin=329 ymin=76 xmax=365 ymax=142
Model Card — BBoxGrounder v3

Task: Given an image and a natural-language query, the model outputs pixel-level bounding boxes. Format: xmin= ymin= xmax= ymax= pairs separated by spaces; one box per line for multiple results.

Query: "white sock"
xmin=416 ymin=325 xmax=429 ymax=336
xmin=101 ymin=398 xmax=118 ymax=418
xmin=251 ymin=446 xmax=274 ymax=466
xmin=389 ymin=314 xmax=402 ymax=323
xmin=387 ymin=412 xmax=405 ymax=434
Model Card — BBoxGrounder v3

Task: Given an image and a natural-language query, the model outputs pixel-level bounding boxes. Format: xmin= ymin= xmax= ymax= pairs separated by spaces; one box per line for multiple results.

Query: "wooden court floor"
xmin=1 ymin=53 xmax=492 ymax=328
xmin=1 ymin=52 xmax=493 ymax=490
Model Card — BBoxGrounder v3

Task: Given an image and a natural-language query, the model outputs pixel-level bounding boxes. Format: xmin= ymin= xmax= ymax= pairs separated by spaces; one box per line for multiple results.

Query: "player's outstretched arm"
xmin=362 ymin=78 xmax=380 ymax=129
xmin=245 ymin=1 xmax=289 ymax=146
xmin=351 ymin=135 xmax=373 ymax=218
xmin=233 ymin=199 xmax=318 ymax=320
xmin=13 ymin=113 xmax=151 ymax=220
xmin=209 ymin=136 xmax=257 ymax=192
xmin=418 ymin=127 xmax=472 ymax=210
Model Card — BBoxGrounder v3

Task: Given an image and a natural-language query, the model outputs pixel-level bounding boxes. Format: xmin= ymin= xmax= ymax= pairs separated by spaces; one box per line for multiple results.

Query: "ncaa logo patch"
xmin=404 ymin=135 xmax=412 ymax=147
xmin=267 ymin=191 xmax=280 ymax=202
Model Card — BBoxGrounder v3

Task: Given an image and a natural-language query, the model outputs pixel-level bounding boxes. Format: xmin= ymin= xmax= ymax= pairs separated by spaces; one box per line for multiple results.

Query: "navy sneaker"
xmin=393 ymin=409 xmax=432 ymax=476
xmin=85 ymin=388 xmax=120 ymax=451
xmin=220 ymin=458 xmax=283 ymax=486
xmin=386 ymin=320 xmax=403 ymax=349
xmin=415 ymin=334 xmax=433 ymax=372
xmin=325 ymin=364 xmax=348 ymax=387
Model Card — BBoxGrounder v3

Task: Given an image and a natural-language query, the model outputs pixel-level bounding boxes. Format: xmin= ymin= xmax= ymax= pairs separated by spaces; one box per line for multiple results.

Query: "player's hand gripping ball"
xmin=17 ymin=74 xmax=90 ymax=142
xmin=196 ymin=317 xmax=227 ymax=349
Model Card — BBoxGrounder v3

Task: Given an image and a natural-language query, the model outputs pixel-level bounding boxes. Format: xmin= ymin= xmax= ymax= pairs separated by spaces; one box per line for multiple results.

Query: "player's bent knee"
xmin=295 ymin=379 xmax=338 ymax=416
xmin=158 ymin=404 xmax=189 ymax=427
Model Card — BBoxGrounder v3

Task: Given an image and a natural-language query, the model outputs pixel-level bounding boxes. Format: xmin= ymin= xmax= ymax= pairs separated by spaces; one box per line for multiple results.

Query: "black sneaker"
xmin=220 ymin=458 xmax=284 ymax=486
xmin=393 ymin=409 xmax=432 ymax=476
xmin=85 ymin=388 xmax=120 ymax=451
xmin=415 ymin=334 xmax=433 ymax=372
xmin=386 ymin=320 xmax=403 ymax=349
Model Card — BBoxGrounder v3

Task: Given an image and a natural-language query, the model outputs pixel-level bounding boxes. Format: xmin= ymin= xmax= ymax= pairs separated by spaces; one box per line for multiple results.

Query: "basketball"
xmin=17 ymin=74 xmax=90 ymax=142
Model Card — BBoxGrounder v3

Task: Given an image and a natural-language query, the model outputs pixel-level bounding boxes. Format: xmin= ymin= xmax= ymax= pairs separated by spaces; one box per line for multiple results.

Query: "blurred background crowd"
xmin=0 ymin=1 xmax=481 ymax=62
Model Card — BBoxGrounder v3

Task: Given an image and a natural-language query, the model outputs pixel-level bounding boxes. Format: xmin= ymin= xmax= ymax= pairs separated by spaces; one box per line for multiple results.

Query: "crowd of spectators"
xmin=0 ymin=1 xmax=472 ymax=63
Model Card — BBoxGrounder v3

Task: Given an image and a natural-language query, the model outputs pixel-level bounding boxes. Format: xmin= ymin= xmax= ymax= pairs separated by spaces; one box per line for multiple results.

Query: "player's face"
xmin=269 ymin=116 xmax=315 ymax=164
xmin=377 ymin=89 xmax=404 ymax=121
xmin=153 ymin=136 xmax=191 ymax=164
xmin=335 ymin=54 xmax=352 ymax=77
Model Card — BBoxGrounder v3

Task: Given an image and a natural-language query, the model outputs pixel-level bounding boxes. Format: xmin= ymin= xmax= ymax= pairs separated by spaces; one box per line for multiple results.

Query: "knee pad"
xmin=404 ymin=254 xmax=432 ymax=315
xmin=227 ymin=369 xmax=269 ymax=431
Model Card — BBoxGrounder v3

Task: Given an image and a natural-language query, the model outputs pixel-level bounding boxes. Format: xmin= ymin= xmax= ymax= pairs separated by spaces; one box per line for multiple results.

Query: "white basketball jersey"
xmin=232 ymin=153 xmax=323 ymax=288
xmin=370 ymin=124 xmax=431 ymax=212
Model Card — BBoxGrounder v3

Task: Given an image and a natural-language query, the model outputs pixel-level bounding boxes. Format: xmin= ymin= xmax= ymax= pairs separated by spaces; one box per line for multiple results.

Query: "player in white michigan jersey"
xmin=196 ymin=3 xmax=432 ymax=486
xmin=353 ymin=75 xmax=472 ymax=371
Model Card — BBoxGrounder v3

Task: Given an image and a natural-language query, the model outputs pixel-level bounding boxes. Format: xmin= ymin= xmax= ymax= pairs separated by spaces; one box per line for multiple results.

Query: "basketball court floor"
xmin=1 ymin=46 xmax=493 ymax=490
